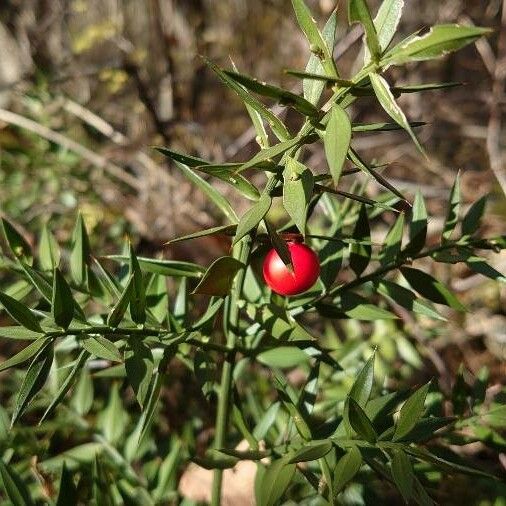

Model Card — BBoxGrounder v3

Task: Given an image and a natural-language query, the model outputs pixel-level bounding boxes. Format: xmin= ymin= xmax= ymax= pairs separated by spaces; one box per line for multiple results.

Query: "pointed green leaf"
xmin=264 ymin=220 xmax=292 ymax=268
xmin=348 ymin=397 xmax=377 ymax=443
xmin=349 ymin=0 xmax=381 ymax=60
xmin=223 ymin=70 xmax=319 ymax=117
xmin=203 ymin=58 xmax=290 ymax=141
xmin=129 ymin=244 xmax=146 ymax=324
xmin=39 ymin=224 xmax=60 ymax=271
xmin=196 ymin=165 xmax=260 ymax=201
xmin=256 ymin=458 xmax=296 ymax=506
xmin=291 ymin=0 xmax=338 ymax=78
xmin=70 ymin=213 xmax=90 ymax=286
xmin=71 ymin=368 xmax=94 ymax=415
xmin=303 ymin=11 xmax=338 ymax=105
xmin=373 ymin=0 xmax=404 ymax=52
xmin=105 ymin=255 xmax=204 ymax=278
xmin=333 ymin=446 xmax=362 ymax=496
xmin=393 ymin=382 xmax=430 ymax=440
xmin=257 ymin=346 xmax=309 ymax=368
xmin=0 ymin=336 xmax=51 ymax=373
xmin=288 ymin=440 xmax=332 ymax=463
xmin=125 ymin=339 xmax=154 ymax=408
xmin=81 ymin=336 xmax=122 ymax=362
xmin=0 ymin=291 xmax=42 ymax=333
xmin=193 ymin=256 xmax=244 ymax=296
xmin=52 ymin=268 xmax=75 ymax=329
xmin=380 ymin=213 xmax=405 ymax=266
xmin=370 ymin=72 xmax=424 ymax=154
xmin=0 ymin=460 xmax=34 ymax=506
xmin=12 ymin=344 xmax=54 ymax=424
xmin=349 ymin=352 xmax=375 ymax=407
xmin=0 ymin=326 xmax=41 ymax=340
xmin=283 ymin=158 xmax=314 ymax=235
xmin=442 ymin=173 xmax=460 ymax=242
xmin=350 ymin=205 xmax=371 ymax=277
xmin=146 ymin=274 xmax=169 ymax=324
xmin=41 ymin=350 xmax=89 ymax=423
xmin=391 ymin=450 xmax=414 ymax=502
xmin=233 ymin=194 xmax=272 ymax=245
xmin=107 ymin=275 xmax=134 ymax=327
xmin=378 ymin=280 xmax=446 ymax=321
xmin=405 ymin=190 xmax=427 ymax=256
xmin=56 ymin=463 xmax=78 ymax=506
xmin=1 ymin=218 xmax=32 ymax=264
xmin=340 ymin=292 xmax=398 ymax=320
xmin=324 ymin=104 xmax=352 ymax=187
xmin=173 ymin=161 xmax=238 ymax=223
xmin=165 ymin=224 xmax=237 ymax=245
xmin=462 ymin=195 xmax=487 ymax=237
xmin=401 ymin=266 xmax=466 ymax=311
xmin=384 ymin=24 xmax=491 ymax=66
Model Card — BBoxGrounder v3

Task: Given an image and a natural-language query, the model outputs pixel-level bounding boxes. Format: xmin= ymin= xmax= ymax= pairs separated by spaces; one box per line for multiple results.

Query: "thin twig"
xmin=0 ymin=108 xmax=139 ymax=189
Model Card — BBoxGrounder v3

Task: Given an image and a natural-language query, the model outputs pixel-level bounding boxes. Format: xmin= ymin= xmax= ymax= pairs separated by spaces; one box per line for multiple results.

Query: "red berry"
xmin=262 ymin=242 xmax=320 ymax=296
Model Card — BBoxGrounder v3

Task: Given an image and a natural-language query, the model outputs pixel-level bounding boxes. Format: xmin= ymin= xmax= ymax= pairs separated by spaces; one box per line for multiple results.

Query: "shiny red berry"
xmin=262 ymin=242 xmax=320 ymax=296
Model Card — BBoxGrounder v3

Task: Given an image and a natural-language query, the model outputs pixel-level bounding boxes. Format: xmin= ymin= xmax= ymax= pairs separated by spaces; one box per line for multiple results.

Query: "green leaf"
xmin=283 ymin=158 xmax=314 ymax=235
xmin=0 ymin=326 xmax=41 ymax=340
xmin=340 ymin=292 xmax=398 ymax=320
xmin=264 ymin=220 xmax=292 ymax=268
xmin=223 ymin=70 xmax=319 ymax=117
xmin=41 ymin=350 xmax=89 ymax=423
xmin=237 ymin=136 xmax=310 ymax=172
xmin=173 ymin=161 xmax=238 ymax=223
xmin=348 ymin=397 xmax=377 ymax=443
xmin=349 ymin=0 xmax=381 ymax=60
xmin=12 ymin=344 xmax=54 ymax=424
xmin=291 ymin=0 xmax=338 ymax=78
xmin=20 ymin=262 xmax=54 ymax=303
xmin=350 ymin=352 xmax=375 ymax=407
xmin=71 ymin=368 xmax=94 ymax=415
xmin=377 ymin=280 xmax=446 ymax=321
xmin=81 ymin=336 xmax=122 ymax=362
xmin=233 ymin=194 xmax=272 ymax=245
xmin=0 ymin=336 xmax=51 ymax=373
xmin=380 ymin=213 xmax=405 ymax=266
xmin=350 ymin=205 xmax=371 ymax=277
xmin=393 ymin=382 xmax=430 ymax=441
xmin=105 ymin=255 xmax=205 ymax=278
xmin=191 ymin=298 xmax=224 ymax=330
xmin=128 ymin=244 xmax=146 ymax=325
xmin=352 ymin=121 xmax=425 ymax=132
xmin=52 ymin=268 xmax=75 ymax=329
xmin=107 ymin=275 xmax=134 ymax=327
xmin=404 ymin=190 xmax=427 ymax=256
xmin=401 ymin=266 xmax=466 ymax=311
xmin=146 ymin=274 xmax=169 ymax=324
xmin=303 ymin=11 xmax=338 ymax=105
xmin=384 ymin=24 xmax=491 ymax=66
xmin=1 ymin=218 xmax=32 ymax=264
xmin=462 ymin=195 xmax=487 ymax=237
xmin=38 ymin=224 xmax=60 ymax=271
xmin=442 ymin=173 xmax=461 ymax=242
xmin=391 ymin=450 xmax=414 ymax=502
xmin=56 ymin=463 xmax=78 ymax=506
xmin=324 ymin=103 xmax=352 ymax=187
xmin=136 ymin=371 xmax=164 ymax=445
xmin=196 ymin=165 xmax=260 ymax=201
xmin=0 ymin=291 xmax=42 ymax=333
xmin=333 ymin=446 xmax=362 ymax=496
xmin=257 ymin=346 xmax=309 ymax=368
xmin=125 ymin=339 xmax=154 ymax=408
xmin=256 ymin=458 xmax=296 ymax=506
xmin=465 ymin=256 xmax=506 ymax=283
xmin=165 ymin=224 xmax=237 ymax=245
xmin=70 ymin=213 xmax=90 ymax=286
xmin=288 ymin=440 xmax=333 ymax=463
xmin=203 ymin=58 xmax=290 ymax=141
xmin=373 ymin=0 xmax=404 ymax=52
xmin=192 ymin=256 xmax=244 ymax=296
xmin=369 ymin=72 xmax=424 ymax=154
xmin=99 ymin=383 xmax=128 ymax=444
xmin=0 ymin=460 xmax=34 ymax=506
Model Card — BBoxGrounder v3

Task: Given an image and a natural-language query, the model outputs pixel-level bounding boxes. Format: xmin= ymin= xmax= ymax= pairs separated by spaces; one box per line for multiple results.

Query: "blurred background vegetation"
xmin=0 ymin=0 xmax=505 ymax=504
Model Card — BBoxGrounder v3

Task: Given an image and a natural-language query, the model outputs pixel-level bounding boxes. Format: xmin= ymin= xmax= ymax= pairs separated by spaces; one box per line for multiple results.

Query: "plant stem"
xmin=211 ymin=233 xmax=253 ymax=506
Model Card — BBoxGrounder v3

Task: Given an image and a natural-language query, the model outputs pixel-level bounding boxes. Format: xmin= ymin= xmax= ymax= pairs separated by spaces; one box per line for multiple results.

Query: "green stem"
xmin=211 ymin=233 xmax=253 ymax=506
